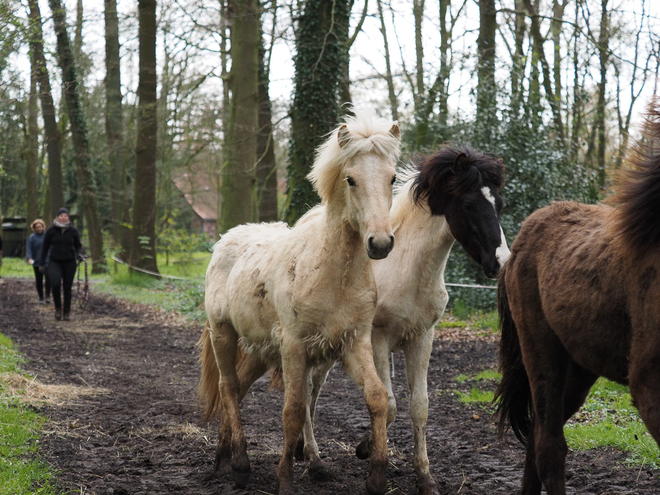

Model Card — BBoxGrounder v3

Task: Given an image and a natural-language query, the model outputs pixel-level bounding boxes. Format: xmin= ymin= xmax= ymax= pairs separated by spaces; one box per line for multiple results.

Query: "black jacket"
xmin=41 ymin=224 xmax=82 ymax=264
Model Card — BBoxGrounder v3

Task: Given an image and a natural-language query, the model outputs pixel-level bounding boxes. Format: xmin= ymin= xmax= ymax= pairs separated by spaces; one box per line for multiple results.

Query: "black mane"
xmin=411 ymin=145 xmax=505 ymax=216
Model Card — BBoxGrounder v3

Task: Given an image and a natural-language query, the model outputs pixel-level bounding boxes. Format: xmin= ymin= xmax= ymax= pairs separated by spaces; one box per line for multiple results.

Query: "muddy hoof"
xmin=294 ymin=437 xmax=305 ymax=461
xmin=308 ymin=458 xmax=332 ymax=482
xmin=232 ymin=466 xmax=250 ymax=488
xmin=365 ymin=473 xmax=386 ymax=495
xmin=417 ymin=480 xmax=440 ymax=495
xmin=355 ymin=437 xmax=372 ymax=460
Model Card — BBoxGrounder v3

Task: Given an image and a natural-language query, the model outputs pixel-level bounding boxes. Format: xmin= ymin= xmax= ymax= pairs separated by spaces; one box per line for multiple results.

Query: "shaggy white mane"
xmin=307 ymin=113 xmax=402 ymax=203
xmin=390 ymin=163 xmax=421 ymax=229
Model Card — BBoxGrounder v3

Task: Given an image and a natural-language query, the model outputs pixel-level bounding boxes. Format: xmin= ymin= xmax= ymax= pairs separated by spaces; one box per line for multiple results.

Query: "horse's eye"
xmin=463 ymin=202 xmax=475 ymax=212
xmin=346 ymin=176 xmax=356 ymax=187
xmin=391 ymin=175 xmax=396 ymax=185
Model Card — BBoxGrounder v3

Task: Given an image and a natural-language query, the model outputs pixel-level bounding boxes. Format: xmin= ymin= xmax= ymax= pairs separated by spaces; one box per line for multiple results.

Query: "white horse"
xmin=286 ymin=146 xmax=509 ymax=494
xmin=198 ymin=114 xmax=401 ymax=495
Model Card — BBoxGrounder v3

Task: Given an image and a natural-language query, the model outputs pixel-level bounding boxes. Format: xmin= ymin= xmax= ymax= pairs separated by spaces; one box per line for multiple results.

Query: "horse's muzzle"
xmin=367 ymin=235 xmax=395 ymax=260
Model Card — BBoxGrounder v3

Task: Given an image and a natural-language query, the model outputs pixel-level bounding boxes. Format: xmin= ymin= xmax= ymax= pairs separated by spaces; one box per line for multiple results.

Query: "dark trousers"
xmin=48 ymin=259 xmax=77 ymax=314
xmin=33 ymin=266 xmax=52 ymax=301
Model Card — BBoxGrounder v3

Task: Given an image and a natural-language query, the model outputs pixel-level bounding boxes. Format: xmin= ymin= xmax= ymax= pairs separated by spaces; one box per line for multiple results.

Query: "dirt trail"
xmin=1 ymin=278 xmax=658 ymax=494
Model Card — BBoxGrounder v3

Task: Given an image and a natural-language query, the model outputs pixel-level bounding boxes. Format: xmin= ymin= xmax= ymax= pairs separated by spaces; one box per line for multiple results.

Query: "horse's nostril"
xmin=368 ymin=236 xmax=375 ymax=251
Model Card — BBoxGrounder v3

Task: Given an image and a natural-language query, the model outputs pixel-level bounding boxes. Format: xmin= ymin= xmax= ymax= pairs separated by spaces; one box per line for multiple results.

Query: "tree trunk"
xmin=438 ymin=0 xmax=451 ymax=127
xmin=256 ymin=45 xmax=278 ymax=223
xmin=130 ymin=0 xmax=159 ymax=274
xmin=377 ymin=0 xmax=399 ymax=121
xmin=219 ymin=0 xmax=260 ymax=232
xmin=48 ymin=0 xmax=106 ymax=273
xmin=25 ymin=67 xmax=39 ymax=222
xmin=511 ymin=0 xmax=527 ymax=117
xmin=27 ymin=0 xmax=64 ymax=220
xmin=284 ymin=0 xmax=349 ymax=224
xmin=596 ymin=0 xmax=609 ymax=188
xmin=476 ymin=0 xmax=497 ymax=134
xmin=105 ymin=0 xmax=127 ymax=254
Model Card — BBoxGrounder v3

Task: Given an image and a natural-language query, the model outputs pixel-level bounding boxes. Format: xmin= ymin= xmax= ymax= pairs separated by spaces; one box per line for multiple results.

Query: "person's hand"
xmin=77 ymin=254 xmax=85 ymax=262
xmin=38 ymin=265 xmax=45 ymax=274
xmin=28 ymin=258 xmax=34 ymax=265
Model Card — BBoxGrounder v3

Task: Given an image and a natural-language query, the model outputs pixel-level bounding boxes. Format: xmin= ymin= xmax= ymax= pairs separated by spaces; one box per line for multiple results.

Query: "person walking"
xmin=27 ymin=219 xmax=51 ymax=304
xmin=40 ymin=208 xmax=82 ymax=321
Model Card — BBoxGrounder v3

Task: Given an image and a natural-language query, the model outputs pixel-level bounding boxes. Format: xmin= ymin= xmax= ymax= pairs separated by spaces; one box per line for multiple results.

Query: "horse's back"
xmin=507 ymin=201 xmax=631 ymax=383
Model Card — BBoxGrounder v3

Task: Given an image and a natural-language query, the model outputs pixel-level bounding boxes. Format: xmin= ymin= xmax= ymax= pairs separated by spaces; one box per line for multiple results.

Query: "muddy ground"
xmin=1 ymin=277 xmax=658 ymax=494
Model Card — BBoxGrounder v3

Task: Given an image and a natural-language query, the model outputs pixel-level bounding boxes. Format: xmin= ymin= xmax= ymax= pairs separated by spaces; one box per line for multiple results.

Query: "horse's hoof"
xmin=275 ymin=479 xmax=295 ymax=495
xmin=365 ymin=474 xmax=387 ymax=495
xmin=308 ymin=458 xmax=332 ymax=482
xmin=417 ymin=481 xmax=440 ymax=495
xmin=232 ymin=466 xmax=251 ymax=488
xmin=294 ymin=437 xmax=305 ymax=461
xmin=213 ymin=457 xmax=232 ymax=477
xmin=356 ymin=437 xmax=372 ymax=460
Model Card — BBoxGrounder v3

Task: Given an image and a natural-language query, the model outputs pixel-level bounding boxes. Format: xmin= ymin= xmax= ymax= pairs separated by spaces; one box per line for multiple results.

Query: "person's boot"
xmin=54 ymin=309 xmax=62 ymax=321
xmin=63 ymin=313 xmax=70 ymax=322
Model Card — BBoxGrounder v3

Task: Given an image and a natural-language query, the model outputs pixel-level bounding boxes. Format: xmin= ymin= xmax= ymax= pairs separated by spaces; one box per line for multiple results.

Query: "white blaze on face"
xmin=481 ymin=186 xmax=510 ymax=267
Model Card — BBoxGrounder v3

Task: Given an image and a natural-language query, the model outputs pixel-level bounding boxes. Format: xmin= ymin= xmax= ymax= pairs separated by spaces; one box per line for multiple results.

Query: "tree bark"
xmin=25 ymin=67 xmax=39 ymax=223
xmin=438 ymin=0 xmax=451 ymax=127
xmin=284 ymin=0 xmax=349 ymax=224
xmin=511 ymin=0 xmax=527 ymax=117
xmin=130 ymin=0 xmax=159 ymax=274
xmin=48 ymin=0 xmax=106 ymax=272
xmin=596 ymin=0 xmax=609 ymax=188
xmin=476 ymin=0 xmax=497 ymax=133
xmin=219 ymin=0 xmax=260 ymax=232
xmin=105 ymin=0 xmax=127 ymax=254
xmin=27 ymin=0 xmax=64 ymax=220
xmin=256 ymin=45 xmax=278 ymax=223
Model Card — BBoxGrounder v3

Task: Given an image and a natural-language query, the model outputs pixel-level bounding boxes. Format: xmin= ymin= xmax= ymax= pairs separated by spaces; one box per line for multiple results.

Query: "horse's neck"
xmin=391 ymin=199 xmax=455 ymax=286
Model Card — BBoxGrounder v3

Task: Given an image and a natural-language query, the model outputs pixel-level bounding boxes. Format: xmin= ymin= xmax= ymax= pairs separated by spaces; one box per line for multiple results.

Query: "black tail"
xmin=493 ymin=264 xmax=533 ymax=445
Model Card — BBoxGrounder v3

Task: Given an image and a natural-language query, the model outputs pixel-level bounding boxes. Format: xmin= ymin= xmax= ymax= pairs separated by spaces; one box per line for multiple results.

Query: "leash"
xmin=76 ymin=257 xmax=91 ymax=308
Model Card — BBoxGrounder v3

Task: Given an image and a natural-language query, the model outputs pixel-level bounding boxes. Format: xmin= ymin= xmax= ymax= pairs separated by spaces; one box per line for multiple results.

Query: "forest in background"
xmin=0 ymin=0 xmax=658 ymax=296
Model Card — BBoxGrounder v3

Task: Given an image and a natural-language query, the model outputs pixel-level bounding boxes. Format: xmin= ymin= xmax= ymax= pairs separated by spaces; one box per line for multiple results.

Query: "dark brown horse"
xmin=495 ymin=101 xmax=660 ymax=495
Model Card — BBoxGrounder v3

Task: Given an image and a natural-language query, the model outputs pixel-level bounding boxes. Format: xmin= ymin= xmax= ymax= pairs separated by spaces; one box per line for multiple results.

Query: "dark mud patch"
xmin=0 ymin=278 xmax=658 ymax=494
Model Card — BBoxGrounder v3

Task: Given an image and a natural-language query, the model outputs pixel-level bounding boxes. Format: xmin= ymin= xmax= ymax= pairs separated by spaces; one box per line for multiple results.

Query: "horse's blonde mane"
xmin=307 ymin=114 xmax=401 ymax=203
xmin=391 ymin=164 xmax=421 ymax=229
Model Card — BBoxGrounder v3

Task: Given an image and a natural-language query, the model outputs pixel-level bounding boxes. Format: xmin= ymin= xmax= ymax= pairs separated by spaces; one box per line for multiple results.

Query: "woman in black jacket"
xmin=40 ymin=208 xmax=82 ymax=321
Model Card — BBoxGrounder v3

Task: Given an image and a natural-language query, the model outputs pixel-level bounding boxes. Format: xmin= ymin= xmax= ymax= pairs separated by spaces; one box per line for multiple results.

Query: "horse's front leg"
xmin=356 ymin=327 xmax=395 ymax=459
xmin=342 ymin=332 xmax=389 ymax=495
xmin=403 ymin=329 xmax=438 ymax=495
xmin=276 ymin=334 xmax=310 ymax=495
xmin=210 ymin=321 xmax=251 ymax=487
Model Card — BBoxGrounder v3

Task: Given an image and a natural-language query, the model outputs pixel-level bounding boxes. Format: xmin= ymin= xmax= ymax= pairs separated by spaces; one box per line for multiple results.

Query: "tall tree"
xmin=376 ymin=0 xmax=399 ymax=121
xmin=105 ymin=0 xmax=129 ymax=254
xmin=476 ymin=0 xmax=497 ymax=136
xmin=24 ymin=59 xmax=39 ymax=222
xmin=510 ymin=0 xmax=528 ymax=117
xmin=130 ymin=0 xmax=159 ymax=274
xmin=26 ymin=0 xmax=64 ymax=220
xmin=595 ymin=0 xmax=610 ymax=188
xmin=437 ymin=0 xmax=451 ymax=127
xmin=284 ymin=0 xmax=350 ymax=224
xmin=256 ymin=44 xmax=278 ymax=222
xmin=219 ymin=0 xmax=260 ymax=232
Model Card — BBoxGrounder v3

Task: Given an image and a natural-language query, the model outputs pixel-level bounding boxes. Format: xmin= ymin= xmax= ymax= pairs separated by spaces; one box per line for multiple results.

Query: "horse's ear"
xmin=451 ymin=152 xmax=469 ymax=174
xmin=338 ymin=124 xmax=351 ymax=148
xmin=389 ymin=123 xmax=401 ymax=141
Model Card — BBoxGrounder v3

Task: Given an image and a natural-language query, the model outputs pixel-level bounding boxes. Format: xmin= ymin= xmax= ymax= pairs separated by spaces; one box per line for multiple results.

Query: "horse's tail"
xmin=198 ymin=321 xmax=222 ymax=423
xmin=493 ymin=264 xmax=533 ymax=445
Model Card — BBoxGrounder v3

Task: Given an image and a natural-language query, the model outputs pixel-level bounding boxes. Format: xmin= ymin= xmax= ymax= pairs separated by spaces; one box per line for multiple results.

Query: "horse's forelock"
xmin=307 ymin=116 xmax=401 ymax=203
xmin=411 ymin=146 xmax=505 ymax=213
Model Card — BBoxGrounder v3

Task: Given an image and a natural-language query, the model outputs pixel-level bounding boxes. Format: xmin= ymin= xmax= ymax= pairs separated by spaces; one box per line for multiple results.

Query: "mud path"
xmin=0 ymin=278 xmax=658 ymax=494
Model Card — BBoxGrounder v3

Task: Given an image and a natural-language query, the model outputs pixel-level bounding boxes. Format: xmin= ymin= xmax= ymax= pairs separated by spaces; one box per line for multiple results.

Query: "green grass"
xmin=0 ymin=257 xmax=34 ymax=278
xmin=452 ymin=368 xmax=501 ymax=411
xmin=565 ymin=378 xmax=660 ymax=467
xmin=0 ymin=334 xmax=57 ymax=494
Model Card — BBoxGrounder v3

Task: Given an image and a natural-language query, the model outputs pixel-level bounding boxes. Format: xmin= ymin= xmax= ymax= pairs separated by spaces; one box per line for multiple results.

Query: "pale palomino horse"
xmin=231 ymin=146 xmax=509 ymax=494
xmin=198 ymin=114 xmax=401 ymax=495
xmin=302 ymin=146 xmax=509 ymax=494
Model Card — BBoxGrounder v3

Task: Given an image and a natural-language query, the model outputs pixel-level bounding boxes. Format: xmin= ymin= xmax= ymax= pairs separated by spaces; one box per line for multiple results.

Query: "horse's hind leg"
xmin=403 ymin=329 xmax=438 ymax=495
xmin=629 ymin=356 xmax=660 ymax=447
xmin=342 ymin=333 xmax=389 ymax=495
xmin=209 ymin=321 xmax=251 ymax=487
xmin=516 ymin=319 xmax=570 ymax=495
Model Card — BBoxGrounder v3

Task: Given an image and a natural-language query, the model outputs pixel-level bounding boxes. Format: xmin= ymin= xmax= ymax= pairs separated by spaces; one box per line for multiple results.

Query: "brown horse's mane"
xmin=610 ymin=99 xmax=660 ymax=253
xmin=411 ymin=145 xmax=505 ymax=216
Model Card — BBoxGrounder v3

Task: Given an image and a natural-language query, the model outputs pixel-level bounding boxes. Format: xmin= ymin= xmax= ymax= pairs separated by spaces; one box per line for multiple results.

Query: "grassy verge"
xmin=452 ymin=368 xmax=660 ymax=467
xmin=0 ymin=334 xmax=57 ymax=494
